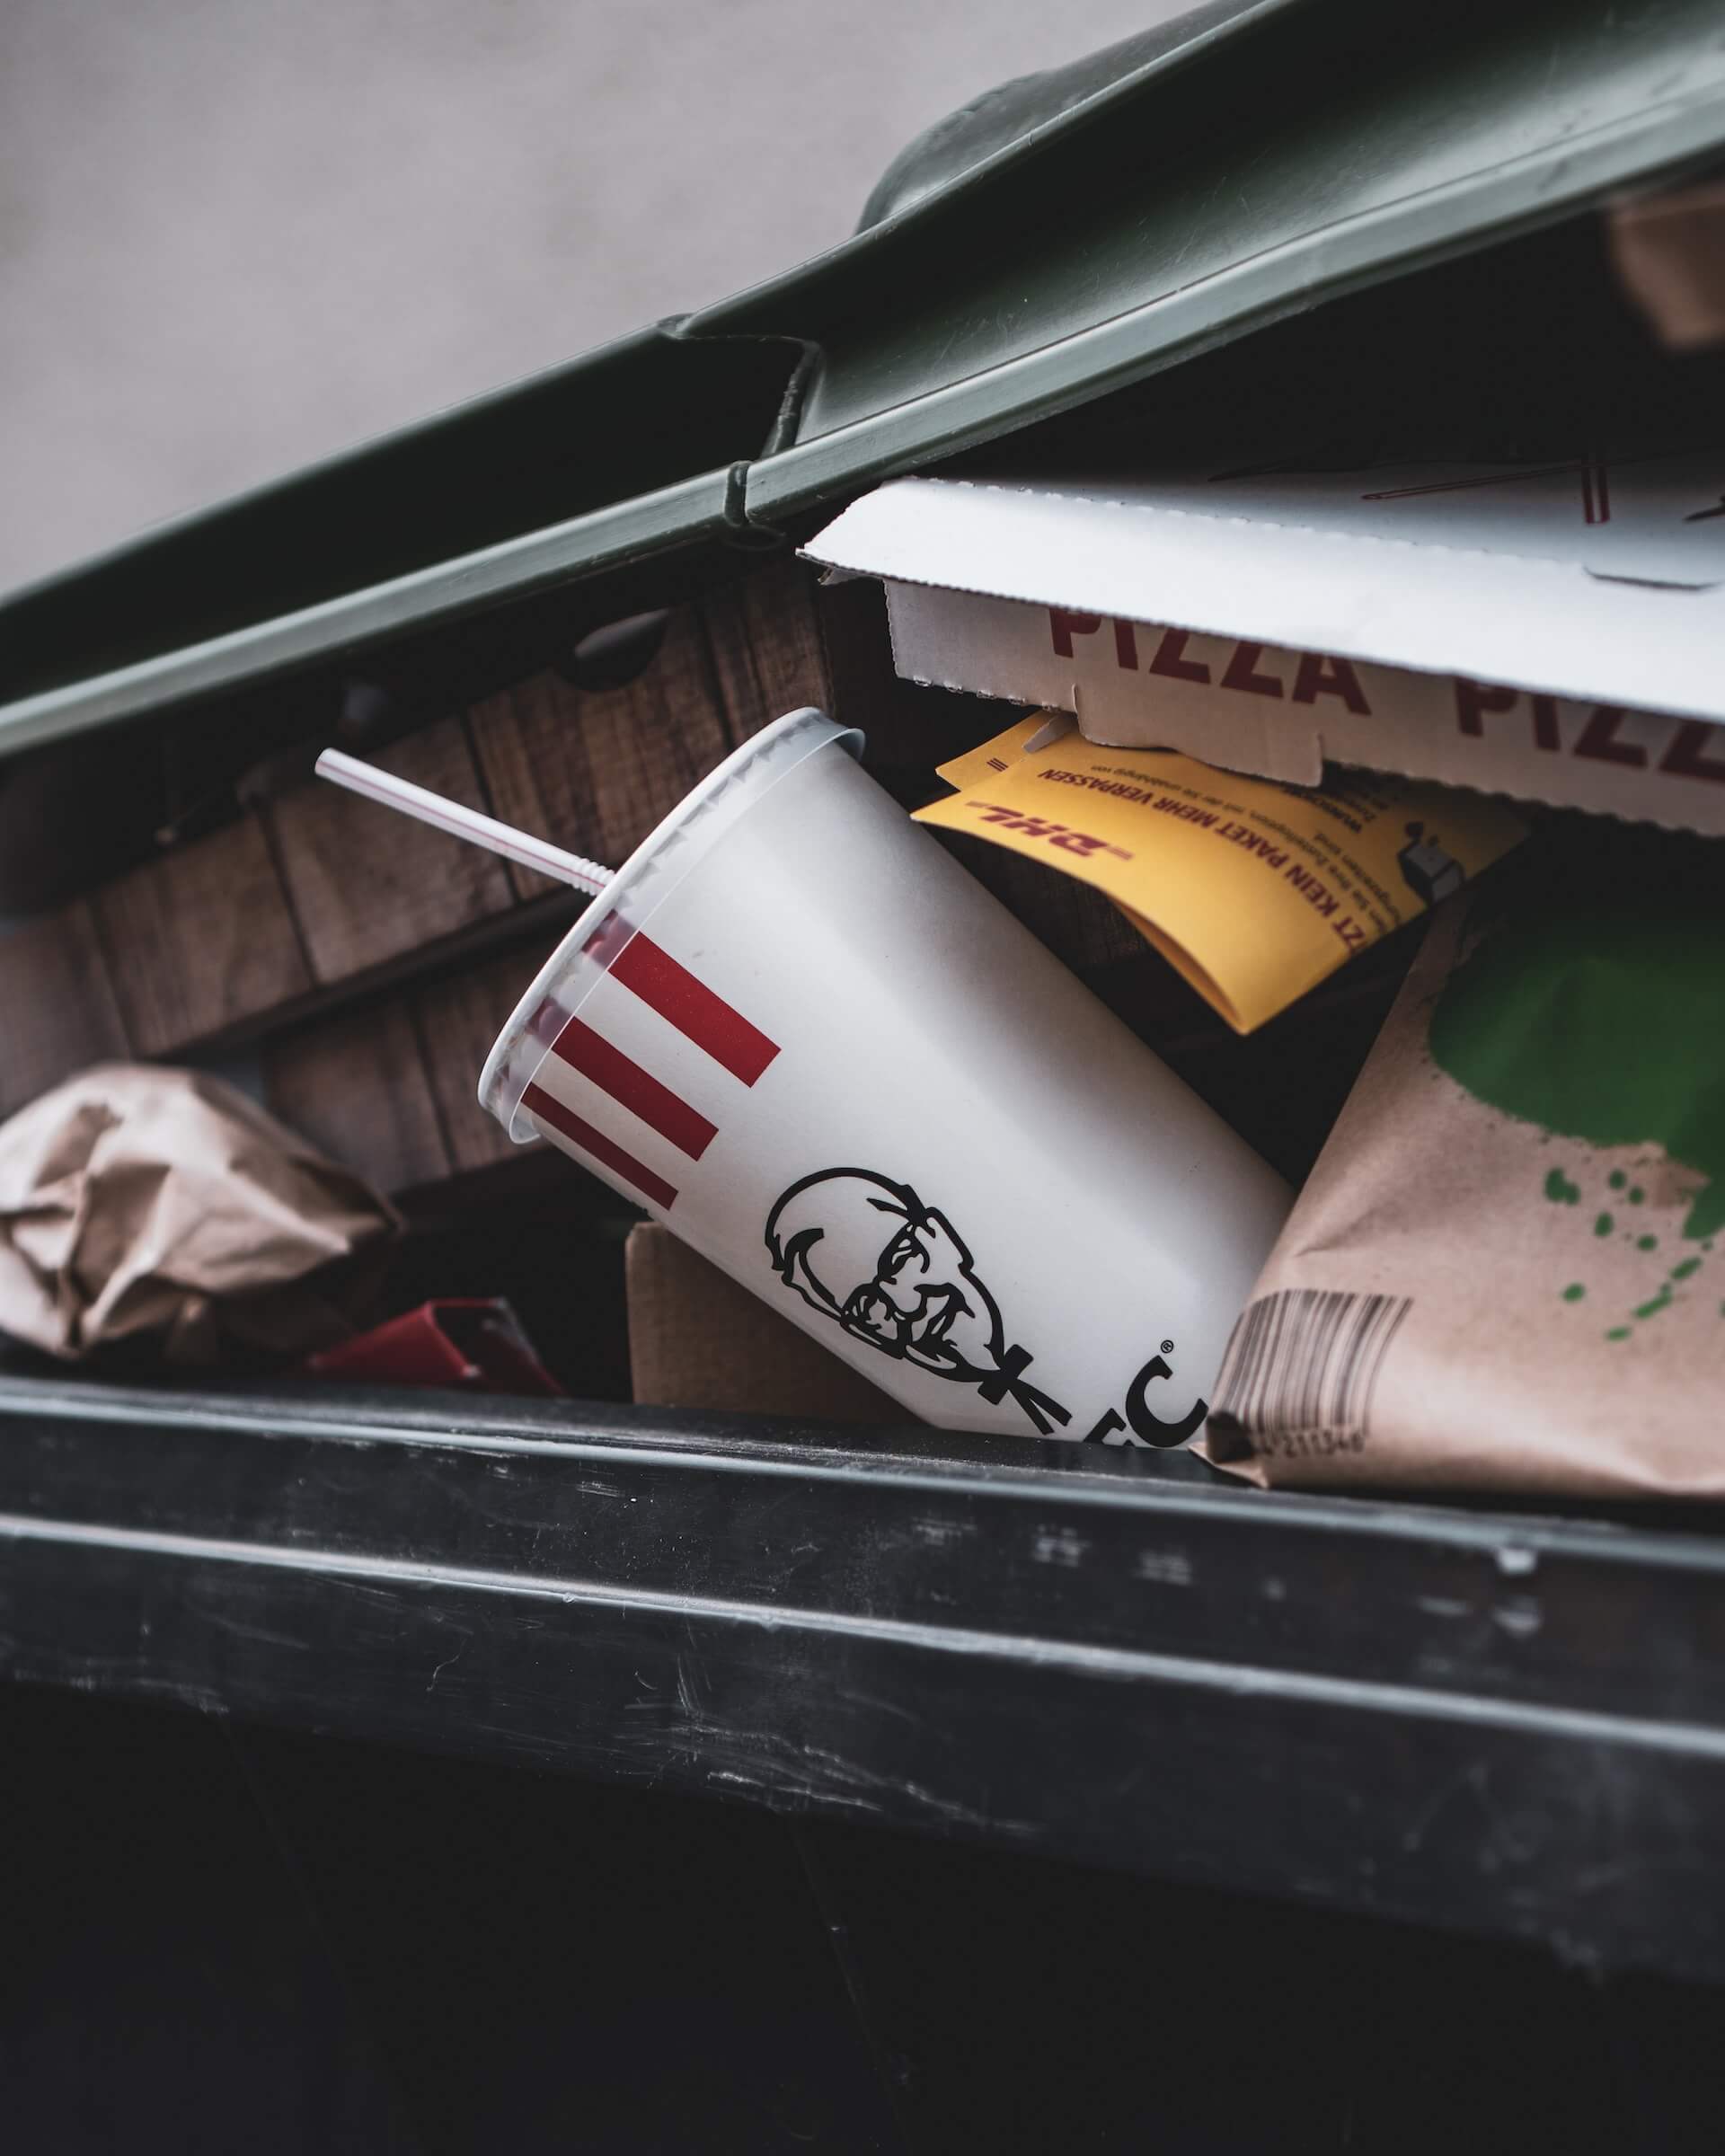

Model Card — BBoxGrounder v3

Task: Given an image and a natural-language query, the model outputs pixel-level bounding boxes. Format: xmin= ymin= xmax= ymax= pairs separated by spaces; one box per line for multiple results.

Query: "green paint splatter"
xmin=1637 ymin=1234 xmax=1659 ymax=1252
xmin=1561 ymin=1283 xmax=1586 ymax=1302
xmin=1672 ymin=1257 xmax=1703 ymax=1282
xmin=1544 ymin=1168 xmax=1580 ymax=1205
xmin=1606 ymin=1326 xmax=1632 ymax=1340
xmin=1594 ymin=1212 xmax=1614 ymax=1236
xmin=1429 ymin=895 xmax=1725 ymax=1241
xmin=1635 ymin=1286 xmax=1675 ymax=1321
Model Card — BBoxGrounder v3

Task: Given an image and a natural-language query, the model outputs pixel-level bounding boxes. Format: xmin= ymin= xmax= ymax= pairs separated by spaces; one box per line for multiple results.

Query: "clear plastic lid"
xmin=478 ymin=706 xmax=861 ymax=1142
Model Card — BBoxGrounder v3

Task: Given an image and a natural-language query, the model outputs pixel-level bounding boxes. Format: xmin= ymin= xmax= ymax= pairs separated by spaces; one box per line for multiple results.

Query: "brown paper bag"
xmin=1608 ymin=181 xmax=1725 ymax=350
xmin=1203 ymin=840 xmax=1725 ymax=1498
xmin=0 ymin=1065 xmax=398 ymax=1366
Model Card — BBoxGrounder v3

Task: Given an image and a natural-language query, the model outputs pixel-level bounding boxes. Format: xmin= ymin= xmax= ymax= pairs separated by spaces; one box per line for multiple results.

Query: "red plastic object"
xmin=307 ymin=1300 xmax=564 ymax=1398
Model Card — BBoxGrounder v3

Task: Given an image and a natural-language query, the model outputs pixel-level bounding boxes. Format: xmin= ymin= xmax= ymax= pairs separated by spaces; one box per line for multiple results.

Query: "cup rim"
xmin=477 ymin=705 xmax=862 ymax=1141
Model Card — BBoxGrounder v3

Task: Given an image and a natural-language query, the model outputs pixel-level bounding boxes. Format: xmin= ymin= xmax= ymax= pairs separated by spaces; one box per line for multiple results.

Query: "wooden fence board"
xmin=92 ymin=817 xmax=311 ymax=1057
xmin=411 ymin=945 xmax=548 ymax=1175
xmin=701 ymin=557 xmax=832 ymax=744
xmin=261 ymin=998 xmax=452 ymax=1195
xmin=264 ymin=716 xmax=517 ymax=984
xmin=467 ymin=610 xmax=730 ymax=900
xmin=0 ymin=903 xmax=130 ymax=1119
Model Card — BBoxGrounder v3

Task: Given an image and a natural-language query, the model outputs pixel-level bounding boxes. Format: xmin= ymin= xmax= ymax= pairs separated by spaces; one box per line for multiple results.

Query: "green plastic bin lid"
xmin=5 ymin=0 xmax=1725 ymax=756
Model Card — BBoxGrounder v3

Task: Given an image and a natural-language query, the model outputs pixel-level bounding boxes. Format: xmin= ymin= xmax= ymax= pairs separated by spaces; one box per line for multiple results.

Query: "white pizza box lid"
xmin=803 ymin=455 xmax=1725 ymax=833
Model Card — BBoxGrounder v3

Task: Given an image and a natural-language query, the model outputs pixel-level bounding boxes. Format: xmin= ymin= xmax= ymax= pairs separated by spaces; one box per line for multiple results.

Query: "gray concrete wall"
xmin=0 ymin=0 xmax=1178 ymax=591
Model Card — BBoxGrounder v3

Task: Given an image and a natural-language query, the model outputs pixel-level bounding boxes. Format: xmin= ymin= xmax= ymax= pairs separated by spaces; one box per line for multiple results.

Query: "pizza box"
xmin=805 ymin=452 xmax=1725 ymax=835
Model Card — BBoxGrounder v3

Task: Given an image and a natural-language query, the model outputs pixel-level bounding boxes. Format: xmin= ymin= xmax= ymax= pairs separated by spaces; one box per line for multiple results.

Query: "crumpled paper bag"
xmin=0 ymin=1065 xmax=399 ymax=1366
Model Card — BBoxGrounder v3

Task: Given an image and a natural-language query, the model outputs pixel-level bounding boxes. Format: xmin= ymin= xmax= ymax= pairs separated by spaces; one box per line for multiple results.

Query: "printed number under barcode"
xmin=1210 ymin=1288 xmax=1411 ymax=1458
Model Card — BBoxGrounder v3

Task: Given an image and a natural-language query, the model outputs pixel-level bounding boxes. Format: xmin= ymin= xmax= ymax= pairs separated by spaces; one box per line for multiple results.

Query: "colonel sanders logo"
xmin=764 ymin=1169 xmax=1070 ymax=1434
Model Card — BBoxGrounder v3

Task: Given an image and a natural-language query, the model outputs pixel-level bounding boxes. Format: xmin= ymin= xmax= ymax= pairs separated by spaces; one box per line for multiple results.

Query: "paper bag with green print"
xmin=1202 ymin=830 xmax=1725 ymax=1497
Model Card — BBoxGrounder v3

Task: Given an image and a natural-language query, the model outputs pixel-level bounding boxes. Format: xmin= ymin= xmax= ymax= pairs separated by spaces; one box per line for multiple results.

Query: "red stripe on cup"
xmin=551 ymin=1016 xmax=717 ymax=1161
xmin=609 ymin=934 xmax=780 ymax=1086
xmin=522 ymin=1082 xmax=678 ymax=1210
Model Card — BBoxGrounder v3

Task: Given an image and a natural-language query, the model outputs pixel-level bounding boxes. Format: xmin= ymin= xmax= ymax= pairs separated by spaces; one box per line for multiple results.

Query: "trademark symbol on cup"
xmin=1161 ymin=1339 xmax=1174 ymax=1356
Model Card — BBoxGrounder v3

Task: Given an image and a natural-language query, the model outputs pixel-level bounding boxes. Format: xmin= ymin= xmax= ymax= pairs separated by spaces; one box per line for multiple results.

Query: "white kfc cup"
xmin=481 ymin=710 xmax=1291 ymax=1444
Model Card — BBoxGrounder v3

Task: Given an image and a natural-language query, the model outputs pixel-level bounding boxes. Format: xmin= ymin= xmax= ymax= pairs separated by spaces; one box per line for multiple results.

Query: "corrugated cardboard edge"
xmin=625 ymin=1224 xmax=902 ymax=1426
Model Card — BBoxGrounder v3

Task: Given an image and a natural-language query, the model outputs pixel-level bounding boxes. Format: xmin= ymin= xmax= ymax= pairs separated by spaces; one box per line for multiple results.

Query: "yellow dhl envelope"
xmin=914 ymin=714 xmax=1526 ymax=1032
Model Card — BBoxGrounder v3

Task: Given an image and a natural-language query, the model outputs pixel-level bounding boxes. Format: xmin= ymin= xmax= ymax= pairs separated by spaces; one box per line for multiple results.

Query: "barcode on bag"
xmin=1209 ymin=1289 xmax=1411 ymax=1460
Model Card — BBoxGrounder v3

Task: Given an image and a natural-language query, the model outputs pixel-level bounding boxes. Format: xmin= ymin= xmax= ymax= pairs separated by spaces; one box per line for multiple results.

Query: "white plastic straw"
xmin=314 ymin=747 xmax=613 ymax=896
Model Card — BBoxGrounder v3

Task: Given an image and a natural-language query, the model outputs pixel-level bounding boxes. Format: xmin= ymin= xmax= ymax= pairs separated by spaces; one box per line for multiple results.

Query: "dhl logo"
xmin=964 ymin=800 xmax=1131 ymax=862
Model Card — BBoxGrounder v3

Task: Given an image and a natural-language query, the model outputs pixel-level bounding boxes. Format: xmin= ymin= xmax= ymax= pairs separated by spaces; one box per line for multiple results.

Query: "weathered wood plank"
xmin=91 ymin=817 xmax=312 ymax=1057
xmin=410 ymin=944 xmax=549 ymax=1174
xmin=263 ymin=716 xmax=517 ymax=984
xmin=701 ymin=556 xmax=833 ymax=743
xmin=261 ymin=997 xmax=452 ymax=1194
xmin=814 ymin=575 xmax=992 ymax=771
xmin=0 ymin=902 xmax=131 ymax=1119
xmin=467 ymin=609 xmax=730 ymax=901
